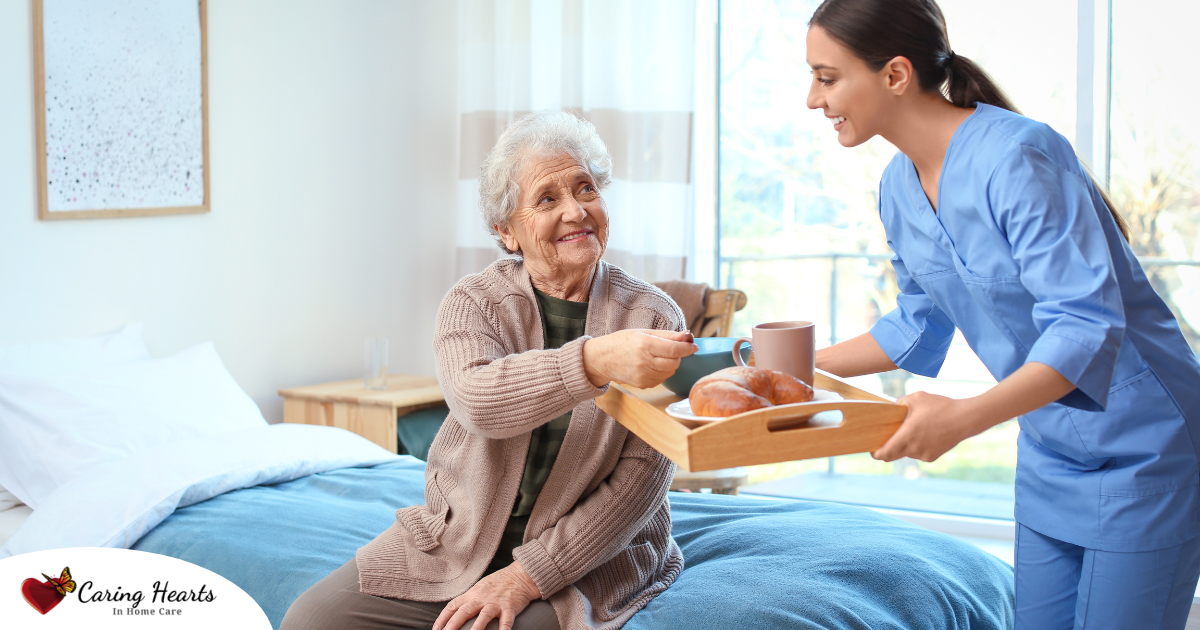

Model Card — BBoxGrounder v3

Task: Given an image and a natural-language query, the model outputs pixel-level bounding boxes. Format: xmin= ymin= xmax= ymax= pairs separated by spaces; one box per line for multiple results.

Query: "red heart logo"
xmin=21 ymin=577 xmax=66 ymax=615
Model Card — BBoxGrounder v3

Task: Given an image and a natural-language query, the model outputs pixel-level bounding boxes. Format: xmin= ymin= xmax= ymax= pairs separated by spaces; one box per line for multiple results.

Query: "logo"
xmin=1 ymin=548 xmax=270 ymax=629
xmin=21 ymin=566 xmax=77 ymax=614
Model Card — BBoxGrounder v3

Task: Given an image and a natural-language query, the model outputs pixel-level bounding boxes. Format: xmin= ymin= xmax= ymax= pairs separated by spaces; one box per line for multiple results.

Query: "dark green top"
xmin=486 ymin=288 xmax=588 ymax=575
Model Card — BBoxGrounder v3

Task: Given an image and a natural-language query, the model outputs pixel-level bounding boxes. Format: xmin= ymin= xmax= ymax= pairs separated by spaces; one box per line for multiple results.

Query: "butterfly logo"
xmin=21 ymin=566 xmax=76 ymax=615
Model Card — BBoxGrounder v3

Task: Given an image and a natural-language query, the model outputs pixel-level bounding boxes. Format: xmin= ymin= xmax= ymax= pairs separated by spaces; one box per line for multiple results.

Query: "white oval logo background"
xmin=0 ymin=547 xmax=270 ymax=629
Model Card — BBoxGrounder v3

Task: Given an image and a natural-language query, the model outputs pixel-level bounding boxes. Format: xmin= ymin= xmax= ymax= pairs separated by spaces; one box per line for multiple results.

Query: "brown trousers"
xmin=280 ymin=559 xmax=561 ymax=630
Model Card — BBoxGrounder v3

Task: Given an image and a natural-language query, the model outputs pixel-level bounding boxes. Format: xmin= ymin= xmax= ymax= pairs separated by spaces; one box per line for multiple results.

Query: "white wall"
xmin=0 ymin=0 xmax=460 ymax=422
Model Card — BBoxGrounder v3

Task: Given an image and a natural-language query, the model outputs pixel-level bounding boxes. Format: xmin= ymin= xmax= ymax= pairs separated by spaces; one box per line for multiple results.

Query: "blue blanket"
xmin=133 ymin=461 xmax=1014 ymax=629
xmin=627 ymin=494 xmax=1013 ymax=630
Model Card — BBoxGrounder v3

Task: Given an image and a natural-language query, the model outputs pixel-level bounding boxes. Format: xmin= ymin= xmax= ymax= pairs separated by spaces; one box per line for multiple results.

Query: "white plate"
xmin=666 ymin=388 xmax=844 ymax=422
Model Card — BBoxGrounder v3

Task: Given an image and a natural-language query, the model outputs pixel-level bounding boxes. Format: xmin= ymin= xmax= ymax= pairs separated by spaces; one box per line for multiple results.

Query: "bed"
xmin=0 ymin=326 xmax=1015 ymax=629
xmin=1 ymin=429 xmax=1016 ymax=630
xmin=129 ymin=456 xmax=1016 ymax=629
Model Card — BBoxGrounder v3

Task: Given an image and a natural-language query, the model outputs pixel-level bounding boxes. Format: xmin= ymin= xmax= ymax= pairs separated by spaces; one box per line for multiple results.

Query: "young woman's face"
xmin=805 ymin=25 xmax=894 ymax=148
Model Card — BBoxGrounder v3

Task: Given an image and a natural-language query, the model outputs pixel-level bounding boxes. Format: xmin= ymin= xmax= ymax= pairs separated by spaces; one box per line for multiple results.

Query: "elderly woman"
xmin=281 ymin=111 xmax=697 ymax=630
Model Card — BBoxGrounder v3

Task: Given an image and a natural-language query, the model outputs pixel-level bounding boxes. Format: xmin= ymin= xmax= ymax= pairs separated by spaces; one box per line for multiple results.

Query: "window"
xmin=716 ymin=0 xmax=1197 ymax=518
xmin=1110 ymin=0 xmax=1200 ymax=350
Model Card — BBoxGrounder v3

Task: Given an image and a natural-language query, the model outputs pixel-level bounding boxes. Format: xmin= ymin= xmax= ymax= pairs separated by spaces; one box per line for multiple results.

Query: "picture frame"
xmin=33 ymin=0 xmax=210 ymax=220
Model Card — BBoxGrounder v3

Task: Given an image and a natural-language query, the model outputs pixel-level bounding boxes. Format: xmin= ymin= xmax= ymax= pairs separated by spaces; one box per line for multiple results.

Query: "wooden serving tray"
xmin=596 ymin=369 xmax=907 ymax=472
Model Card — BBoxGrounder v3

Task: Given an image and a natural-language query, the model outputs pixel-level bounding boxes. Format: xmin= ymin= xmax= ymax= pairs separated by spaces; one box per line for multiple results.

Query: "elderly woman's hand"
xmin=583 ymin=329 xmax=697 ymax=388
xmin=433 ymin=561 xmax=541 ymax=630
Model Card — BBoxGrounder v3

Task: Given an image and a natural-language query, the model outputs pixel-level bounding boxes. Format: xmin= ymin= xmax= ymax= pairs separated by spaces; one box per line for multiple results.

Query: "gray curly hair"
xmin=479 ymin=110 xmax=613 ymax=254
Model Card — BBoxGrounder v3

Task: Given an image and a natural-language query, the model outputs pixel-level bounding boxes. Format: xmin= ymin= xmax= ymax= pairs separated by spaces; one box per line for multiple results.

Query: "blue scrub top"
xmin=870 ymin=103 xmax=1200 ymax=552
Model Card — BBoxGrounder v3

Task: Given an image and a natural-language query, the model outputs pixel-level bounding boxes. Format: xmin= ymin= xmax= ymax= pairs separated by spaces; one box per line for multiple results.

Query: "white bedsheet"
xmin=0 ymin=423 xmax=401 ymax=558
xmin=0 ymin=504 xmax=31 ymax=548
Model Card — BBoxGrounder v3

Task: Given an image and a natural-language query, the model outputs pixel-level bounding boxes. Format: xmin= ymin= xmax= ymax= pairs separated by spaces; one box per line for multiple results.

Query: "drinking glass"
xmin=364 ymin=337 xmax=389 ymax=390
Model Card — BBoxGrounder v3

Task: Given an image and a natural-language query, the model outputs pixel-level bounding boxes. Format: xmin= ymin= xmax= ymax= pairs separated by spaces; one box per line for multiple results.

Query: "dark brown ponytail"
xmin=810 ymin=0 xmax=1132 ymax=242
xmin=944 ymin=54 xmax=1017 ymax=113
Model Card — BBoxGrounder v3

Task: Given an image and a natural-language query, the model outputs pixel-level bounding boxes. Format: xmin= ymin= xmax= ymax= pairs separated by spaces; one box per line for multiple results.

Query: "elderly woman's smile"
xmin=557 ymin=231 xmax=591 ymax=242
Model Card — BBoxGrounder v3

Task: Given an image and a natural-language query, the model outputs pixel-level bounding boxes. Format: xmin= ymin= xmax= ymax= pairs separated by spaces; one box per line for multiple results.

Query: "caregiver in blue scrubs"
xmin=804 ymin=0 xmax=1200 ymax=627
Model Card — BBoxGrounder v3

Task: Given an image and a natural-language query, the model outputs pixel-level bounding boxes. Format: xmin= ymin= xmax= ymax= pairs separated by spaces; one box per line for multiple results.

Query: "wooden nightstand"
xmin=279 ymin=374 xmax=446 ymax=453
xmin=671 ymin=467 xmax=749 ymax=495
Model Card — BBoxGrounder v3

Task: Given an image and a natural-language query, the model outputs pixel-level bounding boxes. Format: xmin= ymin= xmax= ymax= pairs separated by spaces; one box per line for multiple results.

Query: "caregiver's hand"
xmin=872 ymin=362 xmax=1077 ymax=463
xmin=433 ymin=561 xmax=541 ymax=630
xmin=583 ymin=329 xmax=697 ymax=388
xmin=871 ymin=391 xmax=976 ymax=463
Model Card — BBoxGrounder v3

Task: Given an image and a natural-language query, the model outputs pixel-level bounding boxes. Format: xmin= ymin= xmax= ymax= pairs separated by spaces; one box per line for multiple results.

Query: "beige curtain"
xmin=455 ymin=0 xmax=697 ymax=282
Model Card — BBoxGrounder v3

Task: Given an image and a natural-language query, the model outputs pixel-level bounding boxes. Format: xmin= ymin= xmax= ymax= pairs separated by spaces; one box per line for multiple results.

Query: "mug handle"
xmin=732 ymin=337 xmax=752 ymax=367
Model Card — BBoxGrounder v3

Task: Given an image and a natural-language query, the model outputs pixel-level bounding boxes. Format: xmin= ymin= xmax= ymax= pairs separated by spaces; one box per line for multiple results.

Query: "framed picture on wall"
xmin=33 ymin=0 xmax=209 ymax=220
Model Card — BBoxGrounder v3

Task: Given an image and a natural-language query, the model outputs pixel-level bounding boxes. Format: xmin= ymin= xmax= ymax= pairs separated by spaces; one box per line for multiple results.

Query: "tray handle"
xmin=686 ymin=399 xmax=907 ymax=470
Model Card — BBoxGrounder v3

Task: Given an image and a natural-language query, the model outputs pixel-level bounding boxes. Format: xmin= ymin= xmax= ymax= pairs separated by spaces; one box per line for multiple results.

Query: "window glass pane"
xmin=719 ymin=0 xmax=1075 ymax=518
xmin=1111 ymin=0 xmax=1200 ymax=355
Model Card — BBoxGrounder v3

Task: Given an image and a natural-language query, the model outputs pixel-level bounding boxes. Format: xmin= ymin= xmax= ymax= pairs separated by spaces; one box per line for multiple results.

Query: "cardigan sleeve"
xmin=434 ymin=286 xmax=606 ymax=440
xmin=511 ymin=299 xmax=685 ymax=597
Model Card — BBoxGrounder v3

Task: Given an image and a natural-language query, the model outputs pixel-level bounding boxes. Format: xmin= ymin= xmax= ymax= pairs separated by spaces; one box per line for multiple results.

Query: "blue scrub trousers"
xmin=1015 ymin=524 xmax=1200 ymax=629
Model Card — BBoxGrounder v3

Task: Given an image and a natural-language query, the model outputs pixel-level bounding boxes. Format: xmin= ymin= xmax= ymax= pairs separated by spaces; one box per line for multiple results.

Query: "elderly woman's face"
xmin=498 ymin=154 xmax=609 ymax=276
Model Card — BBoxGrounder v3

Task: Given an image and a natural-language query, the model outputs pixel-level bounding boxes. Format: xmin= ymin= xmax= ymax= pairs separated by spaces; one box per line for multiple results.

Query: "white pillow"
xmin=0 ymin=322 xmax=150 ymax=377
xmin=0 ymin=341 xmax=266 ymax=509
xmin=0 ymin=487 xmax=22 ymax=511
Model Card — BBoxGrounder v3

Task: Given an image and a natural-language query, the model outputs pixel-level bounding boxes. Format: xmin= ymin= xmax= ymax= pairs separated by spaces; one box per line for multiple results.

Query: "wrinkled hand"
xmin=433 ymin=561 xmax=541 ymax=630
xmin=871 ymin=391 xmax=976 ymax=463
xmin=582 ymin=329 xmax=697 ymax=388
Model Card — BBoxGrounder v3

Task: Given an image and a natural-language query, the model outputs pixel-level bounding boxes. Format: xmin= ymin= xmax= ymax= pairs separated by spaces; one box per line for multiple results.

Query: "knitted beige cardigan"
xmin=356 ymin=259 xmax=686 ymax=630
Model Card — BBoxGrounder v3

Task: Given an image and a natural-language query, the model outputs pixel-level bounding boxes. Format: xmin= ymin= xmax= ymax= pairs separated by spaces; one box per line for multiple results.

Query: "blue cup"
xmin=661 ymin=337 xmax=751 ymax=398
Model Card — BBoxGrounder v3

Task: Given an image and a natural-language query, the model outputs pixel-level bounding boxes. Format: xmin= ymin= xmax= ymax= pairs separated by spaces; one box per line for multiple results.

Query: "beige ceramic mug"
xmin=732 ymin=321 xmax=816 ymax=385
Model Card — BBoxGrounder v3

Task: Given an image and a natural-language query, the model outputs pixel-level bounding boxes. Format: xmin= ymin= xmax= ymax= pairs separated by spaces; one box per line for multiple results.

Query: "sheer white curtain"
xmin=455 ymin=0 xmax=697 ymax=282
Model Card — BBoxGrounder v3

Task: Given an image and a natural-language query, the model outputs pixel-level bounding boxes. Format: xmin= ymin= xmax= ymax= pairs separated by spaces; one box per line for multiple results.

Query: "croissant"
xmin=689 ymin=366 xmax=814 ymax=417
